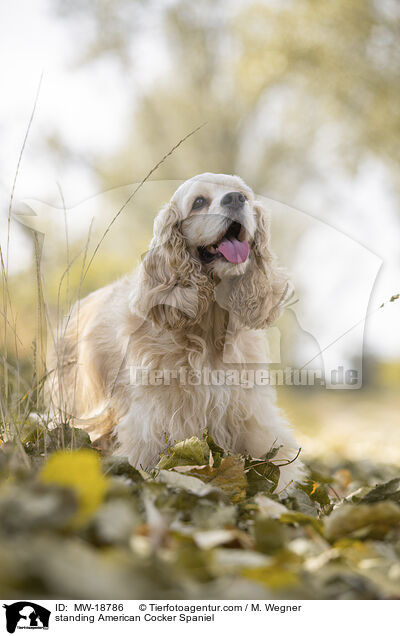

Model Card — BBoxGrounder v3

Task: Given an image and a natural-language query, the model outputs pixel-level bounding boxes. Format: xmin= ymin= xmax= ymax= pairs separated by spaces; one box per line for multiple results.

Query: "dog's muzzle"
xmin=198 ymin=220 xmax=250 ymax=264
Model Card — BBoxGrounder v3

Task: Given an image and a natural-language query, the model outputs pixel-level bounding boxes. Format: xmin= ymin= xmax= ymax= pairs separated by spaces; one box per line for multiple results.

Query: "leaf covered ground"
xmin=1 ymin=422 xmax=400 ymax=600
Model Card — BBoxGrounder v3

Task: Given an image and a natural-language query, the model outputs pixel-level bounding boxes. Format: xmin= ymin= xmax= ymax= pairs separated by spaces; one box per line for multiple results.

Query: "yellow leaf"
xmin=40 ymin=449 xmax=108 ymax=527
xmin=242 ymin=565 xmax=298 ymax=589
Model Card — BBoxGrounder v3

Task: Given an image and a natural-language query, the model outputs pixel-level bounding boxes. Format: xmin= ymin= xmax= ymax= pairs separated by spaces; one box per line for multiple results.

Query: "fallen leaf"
xmin=40 ymin=449 xmax=108 ymax=527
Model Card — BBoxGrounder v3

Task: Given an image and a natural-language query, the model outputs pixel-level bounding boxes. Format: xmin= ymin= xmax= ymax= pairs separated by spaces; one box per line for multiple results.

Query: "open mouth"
xmin=197 ymin=221 xmax=250 ymax=265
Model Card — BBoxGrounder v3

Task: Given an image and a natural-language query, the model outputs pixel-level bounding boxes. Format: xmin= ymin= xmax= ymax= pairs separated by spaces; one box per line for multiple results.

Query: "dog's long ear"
xmin=129 ymin=202 xmax=214 ymax=330
xmin=217 ymin=202 xmax=289 ymax=329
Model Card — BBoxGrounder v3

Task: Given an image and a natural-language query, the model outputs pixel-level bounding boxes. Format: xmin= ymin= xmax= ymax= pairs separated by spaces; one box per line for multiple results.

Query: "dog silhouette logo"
xmin=2 ymin=602 xmax=50 ymax=633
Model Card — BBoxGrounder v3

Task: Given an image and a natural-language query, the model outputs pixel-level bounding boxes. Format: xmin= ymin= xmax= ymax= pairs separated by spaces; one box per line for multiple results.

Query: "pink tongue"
xmin=217 ymin=238 xmax=250 ymax=264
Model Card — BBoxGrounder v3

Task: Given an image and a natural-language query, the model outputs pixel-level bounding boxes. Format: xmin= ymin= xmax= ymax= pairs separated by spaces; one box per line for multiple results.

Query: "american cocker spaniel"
xmin=49 ymin=173 xmax=304 ymax=490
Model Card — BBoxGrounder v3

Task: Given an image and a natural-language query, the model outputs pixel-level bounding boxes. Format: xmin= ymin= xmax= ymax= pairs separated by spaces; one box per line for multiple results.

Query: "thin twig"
xmin=274 ymin=447 xmax=302 ymax=467
xmin=275 ymin=479 xmax=294 ymax=496
xmin=82 ymin=122 xmax=206 ymax=282
xmin=57 ymin=182 xmax=70 ymax=309
xmin=7 ymin=73 xmax=43 ymax=274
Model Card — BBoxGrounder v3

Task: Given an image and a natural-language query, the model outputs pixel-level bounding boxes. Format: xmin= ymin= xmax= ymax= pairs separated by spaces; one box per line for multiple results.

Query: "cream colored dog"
xmin=48 ymin=173 xmax=304 ymax=491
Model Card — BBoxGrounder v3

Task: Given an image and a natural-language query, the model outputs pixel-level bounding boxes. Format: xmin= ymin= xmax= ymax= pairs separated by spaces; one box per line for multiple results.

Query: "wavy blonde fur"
xmin=47 ymin=174 xmax=304 ymax=491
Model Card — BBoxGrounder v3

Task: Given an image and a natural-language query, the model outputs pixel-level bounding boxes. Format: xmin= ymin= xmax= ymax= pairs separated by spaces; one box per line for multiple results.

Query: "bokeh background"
xmin=1 ymin=0 xmax=400 ymax=464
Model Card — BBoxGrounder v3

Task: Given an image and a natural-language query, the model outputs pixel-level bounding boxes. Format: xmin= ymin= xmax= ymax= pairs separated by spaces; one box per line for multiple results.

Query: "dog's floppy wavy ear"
xmin=217 ymin=202 xmax=289 ymax=329
xmin=129 ymin=202 xmax=214 ymax=330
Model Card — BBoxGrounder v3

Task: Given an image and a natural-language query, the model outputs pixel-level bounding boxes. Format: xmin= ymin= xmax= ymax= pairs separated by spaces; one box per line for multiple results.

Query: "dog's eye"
xmin=192 ymin=196 xmax=207 ymax=210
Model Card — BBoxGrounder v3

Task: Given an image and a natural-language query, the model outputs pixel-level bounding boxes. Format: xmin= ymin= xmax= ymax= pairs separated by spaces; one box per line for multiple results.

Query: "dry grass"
xmin=0 ymin=103 xmax=206 ymax=456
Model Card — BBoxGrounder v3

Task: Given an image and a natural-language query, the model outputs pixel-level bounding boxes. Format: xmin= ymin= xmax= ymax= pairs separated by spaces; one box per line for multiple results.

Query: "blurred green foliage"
xmin=52 ymin=0 xmax=400 ymax=198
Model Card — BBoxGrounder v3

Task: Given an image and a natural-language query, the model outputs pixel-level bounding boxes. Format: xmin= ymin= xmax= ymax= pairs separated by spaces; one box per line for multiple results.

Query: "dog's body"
xmin=48 ymin=173 xmax=304 ymax=490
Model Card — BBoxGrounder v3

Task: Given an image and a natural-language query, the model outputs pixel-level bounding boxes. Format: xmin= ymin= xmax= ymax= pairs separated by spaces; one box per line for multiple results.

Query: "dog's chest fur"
xmin=111 ymin=300 xmax=276 ymax=463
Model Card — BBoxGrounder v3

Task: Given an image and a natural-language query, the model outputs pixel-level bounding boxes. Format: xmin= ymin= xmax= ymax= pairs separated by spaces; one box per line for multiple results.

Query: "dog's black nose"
xmin=221 ymin=191 xmax=246 ymax=209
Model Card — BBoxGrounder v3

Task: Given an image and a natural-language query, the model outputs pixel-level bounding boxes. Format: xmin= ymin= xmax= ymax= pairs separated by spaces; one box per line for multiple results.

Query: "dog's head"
xmin=130 ymin=173 xmax=288 ymax=331
xmin=175 ymin=173 xmax=256 ymax=278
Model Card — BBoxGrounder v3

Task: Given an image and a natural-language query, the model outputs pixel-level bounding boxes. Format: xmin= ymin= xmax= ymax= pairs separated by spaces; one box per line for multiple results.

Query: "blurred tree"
xmin=52 ymin=0 xmax=400 ymax=202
